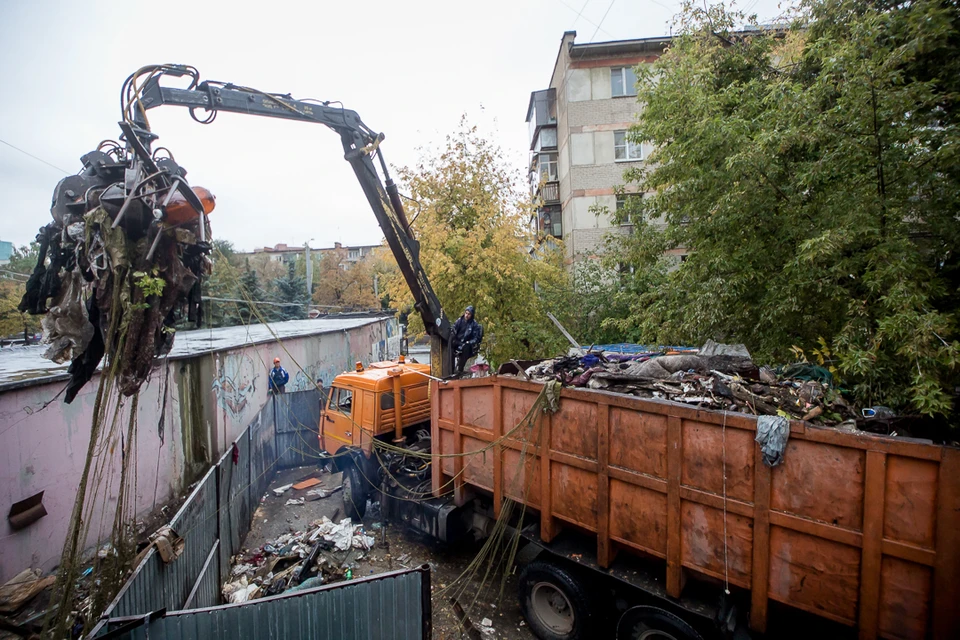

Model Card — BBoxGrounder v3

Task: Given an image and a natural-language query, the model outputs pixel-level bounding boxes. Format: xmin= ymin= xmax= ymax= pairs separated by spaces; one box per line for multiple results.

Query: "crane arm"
xmin=130 ymin=67 xmax=452 ymax=375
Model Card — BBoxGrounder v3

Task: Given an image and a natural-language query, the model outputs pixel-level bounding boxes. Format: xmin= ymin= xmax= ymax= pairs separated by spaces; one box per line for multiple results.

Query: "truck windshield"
xmin=329 ymin=387 xmax=352 ymax=415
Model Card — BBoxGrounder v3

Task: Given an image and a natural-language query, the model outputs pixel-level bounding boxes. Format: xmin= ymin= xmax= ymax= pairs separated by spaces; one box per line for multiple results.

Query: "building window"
xmin=614 ymin=131 xmax=644 ymax=162
xmin=540 ymin=207 xmax=562 ymax=238
xmin=348 ymin=249 xmax=360 ymax=260
xmin=611 ymin=67 xmax=638 ymax=97
xmin=273 ymin=255 xmax=283 ymax=262
xmin=539 ymin=153 xmax=558 ymax=182
xmin=538 ymin=127 xmax=557 ymax=150
xmin=616 ymin=193 xmax=642 ymax=224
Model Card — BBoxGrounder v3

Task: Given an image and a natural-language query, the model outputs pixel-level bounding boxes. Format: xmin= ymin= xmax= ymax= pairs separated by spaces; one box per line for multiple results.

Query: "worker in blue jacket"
xmin=269 ymin=357 xmax=289 ymax=393
xmin=452 ymin=305 xmax=483 ymax=374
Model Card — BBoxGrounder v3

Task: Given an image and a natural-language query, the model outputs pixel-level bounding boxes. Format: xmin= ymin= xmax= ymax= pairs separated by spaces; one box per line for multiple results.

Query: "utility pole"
xmin=304 ymin=239 xmax=314 ymax=298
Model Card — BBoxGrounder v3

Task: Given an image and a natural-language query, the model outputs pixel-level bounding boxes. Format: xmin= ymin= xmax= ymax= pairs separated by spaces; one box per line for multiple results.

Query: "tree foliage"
xmin=385 ymin=119 xmax=570 ymax=366
xmin=1 ymin=244 xmax=41 ymax=340
xmin=313 ymin=248 xmax=381 ymax=310
xmin=606 ymin=0 xmax=960 ymax=415
xmin=272 ymin=261 xmax=308 ymax=321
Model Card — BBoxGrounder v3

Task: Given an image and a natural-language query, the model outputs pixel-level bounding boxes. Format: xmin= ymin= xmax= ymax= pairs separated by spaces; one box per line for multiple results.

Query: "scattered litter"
xmin=223 ymin=515 xmax=378 ymax=603
xmin=0 ymin=569 xmax=56 ymax=614
xmin=305 ymin=485 xmax=342 ymax=499
xmin=481 ymin=618 xmax=493 ymax=627
xmin=149 ymin=525 xmax=184 ymax=563
xmin=273 ymin=484 xmax=294 ymax=496
xmin=292 ymin=478 xmax=322 ymax=490
xmin=285 ymin=498 xmax=305 ymax=506
xmin=222 ymin=576 xmax=259 ymax=604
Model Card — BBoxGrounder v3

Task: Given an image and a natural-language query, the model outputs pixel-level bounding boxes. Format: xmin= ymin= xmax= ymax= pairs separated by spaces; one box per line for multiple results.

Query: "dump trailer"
xmin=428 ymin=376 xmax=960 ymax=640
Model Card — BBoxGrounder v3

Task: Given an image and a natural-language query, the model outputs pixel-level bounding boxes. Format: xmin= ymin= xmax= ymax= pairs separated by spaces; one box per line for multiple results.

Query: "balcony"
xmin=541 ymin=182 xmax=560 ymax=204
xmin=526 ymin=88 xmax=557 ymax=150
xmin=538 ymin=205 xmax=562 ymax=239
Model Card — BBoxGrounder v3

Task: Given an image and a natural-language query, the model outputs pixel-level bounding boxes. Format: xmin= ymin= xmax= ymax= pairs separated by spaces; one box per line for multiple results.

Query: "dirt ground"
xmin=239 ymin=465 xmax=537 ymax=640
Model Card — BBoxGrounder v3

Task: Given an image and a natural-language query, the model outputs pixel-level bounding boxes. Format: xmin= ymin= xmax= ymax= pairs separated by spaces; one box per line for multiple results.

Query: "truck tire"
xmin=616 ymin=606 xmax=704 ymax=640
xmin=342 ymin=464 xmax=368 ymax=521
xmin=518 ymin=560 xmax=596 ymax=640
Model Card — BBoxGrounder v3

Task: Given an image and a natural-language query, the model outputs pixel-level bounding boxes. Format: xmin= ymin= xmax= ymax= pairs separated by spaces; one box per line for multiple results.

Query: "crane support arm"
xmin=132 ymin=68 xmax=452 ymax=375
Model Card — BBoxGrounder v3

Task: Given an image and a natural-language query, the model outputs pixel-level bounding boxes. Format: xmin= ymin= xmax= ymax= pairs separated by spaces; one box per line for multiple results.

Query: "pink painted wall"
xmin=0 ymin=317 xmax=396 ymax=582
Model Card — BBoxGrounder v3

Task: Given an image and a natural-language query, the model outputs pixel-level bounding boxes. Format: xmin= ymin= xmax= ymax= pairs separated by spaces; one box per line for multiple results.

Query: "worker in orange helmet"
xmin=269 ymin=357 xmax=289 ymax=393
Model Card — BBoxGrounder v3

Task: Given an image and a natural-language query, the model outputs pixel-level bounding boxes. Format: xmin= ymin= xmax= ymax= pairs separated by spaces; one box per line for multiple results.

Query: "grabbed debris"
xmin=19 ymin=128 xmax=214 ymax=402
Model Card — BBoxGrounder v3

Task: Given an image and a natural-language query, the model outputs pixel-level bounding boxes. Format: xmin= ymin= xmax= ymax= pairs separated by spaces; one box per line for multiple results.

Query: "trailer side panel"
xmin=431 ymin=377 xmax=959 ymax=640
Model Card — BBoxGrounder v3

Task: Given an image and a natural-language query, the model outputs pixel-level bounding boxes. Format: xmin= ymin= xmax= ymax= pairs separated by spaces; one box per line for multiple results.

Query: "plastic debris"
xmin=222 ymin=576 xmax=259 ymax=604
xmin=305 ymin=485 xmax=342 ymax=499
xmin=273 ymin=484 xmax=293 ymax=496
xmin=756 ymin=415 xmax=790 ymax=467
xmin=285 ymin=498 xmax=305 ymax=506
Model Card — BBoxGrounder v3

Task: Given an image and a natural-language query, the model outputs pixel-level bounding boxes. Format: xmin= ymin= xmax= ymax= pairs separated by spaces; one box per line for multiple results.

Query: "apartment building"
xmin=527 ymin=31 xmax=670 ymax=263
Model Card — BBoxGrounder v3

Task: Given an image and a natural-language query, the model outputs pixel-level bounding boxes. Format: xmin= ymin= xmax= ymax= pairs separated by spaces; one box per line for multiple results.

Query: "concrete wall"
xmin=546 ymin=32 xmax=661 ymax=263
xmin=0 ymin=318 xmax=396 ymax=582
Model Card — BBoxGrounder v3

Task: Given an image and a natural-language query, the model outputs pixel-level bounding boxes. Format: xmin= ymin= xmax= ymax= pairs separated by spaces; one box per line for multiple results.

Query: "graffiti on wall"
xmin=371 ymin=318 xmax=401 ymax=362
xmin=290 ymin=361 xmax=340 ymax=393
xmin=212 ymin=353 xmax=258 ymax=418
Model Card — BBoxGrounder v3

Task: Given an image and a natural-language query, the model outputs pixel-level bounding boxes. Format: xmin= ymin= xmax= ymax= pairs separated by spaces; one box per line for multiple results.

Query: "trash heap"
xmin=222 ymin=517 xmax=376 ymax=604
xmin=515 ymin=341 xmax=863 ymax=427
xmin=18 ymin=128 xmax=214 ymax=402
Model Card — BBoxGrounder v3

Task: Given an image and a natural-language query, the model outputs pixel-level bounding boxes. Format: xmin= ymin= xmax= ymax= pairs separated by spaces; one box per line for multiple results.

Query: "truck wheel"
xmin=616 ymin=606 xmax=703 ymax=640
xmin=518 ymin=560 xmax=596 ymax=640
xmin=342 ymin=464 xmax=368 ymax=521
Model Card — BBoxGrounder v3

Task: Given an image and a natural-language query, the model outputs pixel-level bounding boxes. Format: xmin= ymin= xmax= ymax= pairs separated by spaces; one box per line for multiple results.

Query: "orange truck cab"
xmin=319 ymin=356 xmax=432 ymax=519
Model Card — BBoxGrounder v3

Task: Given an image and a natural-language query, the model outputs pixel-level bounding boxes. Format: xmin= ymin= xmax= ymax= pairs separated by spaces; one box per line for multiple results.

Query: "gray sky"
xmin=0 ymin=0 xmax=788 ymax=252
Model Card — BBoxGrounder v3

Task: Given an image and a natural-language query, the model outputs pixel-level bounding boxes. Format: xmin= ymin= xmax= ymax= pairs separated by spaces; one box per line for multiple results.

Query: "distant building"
xmin=234 ymin=241 xmax=381 ymax=282
xmin=238 ymin=242 xmax=379 ymax=267
xmin=526 ymin=31 xmax=672 ymax=264
xmin=0 ymin=240 xmax=13 ymax=266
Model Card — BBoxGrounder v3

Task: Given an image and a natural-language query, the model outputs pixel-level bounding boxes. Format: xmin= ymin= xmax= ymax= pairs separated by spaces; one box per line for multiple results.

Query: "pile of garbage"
xmin=18 ymin=126 xmax=214 ymax=402
xmin=222 ymin=517 xmax=376 ymax=604
xmin=513 ymin=341 xmax=864 ymax=428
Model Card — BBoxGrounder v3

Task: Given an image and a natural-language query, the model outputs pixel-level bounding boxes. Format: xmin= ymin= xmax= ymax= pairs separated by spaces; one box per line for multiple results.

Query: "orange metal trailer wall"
xmin=431 ymin=377 xmax=960 ymax=640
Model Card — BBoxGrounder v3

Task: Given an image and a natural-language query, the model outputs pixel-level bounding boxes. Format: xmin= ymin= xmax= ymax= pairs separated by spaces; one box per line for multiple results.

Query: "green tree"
xmin=385 ymin=119 xmax=571 ymax=366
xmin=272 ymin=261 xmax=308 ymax=321
xmin=237 ymin=259 xmax=266 ymax=325
xmin=203 ymin=240 xmax=241 ymax=328
xmin=2 ymin=243 xmax=44 ymax=341
xmin=605 ymin=0 xmax=960 ymax=415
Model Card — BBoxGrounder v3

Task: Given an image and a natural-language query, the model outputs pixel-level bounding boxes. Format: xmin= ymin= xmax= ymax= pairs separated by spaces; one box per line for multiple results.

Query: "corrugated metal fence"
xmin=88 ymin=388 xmax=428 ymax=639
xmin=96 ymin=567 xmax=430 ymax=640
xmin=275 ymin=387 xmax=324 ymax=469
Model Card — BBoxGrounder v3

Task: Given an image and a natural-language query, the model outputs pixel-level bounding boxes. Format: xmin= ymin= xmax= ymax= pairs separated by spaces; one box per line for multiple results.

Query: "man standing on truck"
xmin=269 ymin=357 xmax=289 ymax=393
xmin=452 ymin=305 xmax=483 ymax=374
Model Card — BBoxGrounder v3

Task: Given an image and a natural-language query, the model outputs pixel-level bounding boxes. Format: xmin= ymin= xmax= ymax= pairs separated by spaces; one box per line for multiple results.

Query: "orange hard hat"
xmin=274 ymin=357 xmax=281 ymax=363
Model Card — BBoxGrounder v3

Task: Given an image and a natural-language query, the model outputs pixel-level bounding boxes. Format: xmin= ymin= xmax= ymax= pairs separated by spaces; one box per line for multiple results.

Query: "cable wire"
xmin=0 ymin=138 xmax=70 ymax=174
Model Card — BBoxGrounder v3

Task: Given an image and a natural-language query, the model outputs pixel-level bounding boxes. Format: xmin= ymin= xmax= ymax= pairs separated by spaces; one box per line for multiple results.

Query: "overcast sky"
xmin=0 ymin=0 xmax=789 ymax=252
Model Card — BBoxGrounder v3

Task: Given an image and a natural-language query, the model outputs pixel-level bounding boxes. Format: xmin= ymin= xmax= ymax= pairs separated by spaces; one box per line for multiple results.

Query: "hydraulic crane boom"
xmin=129 ymin=65 xmax=452 ymax=376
